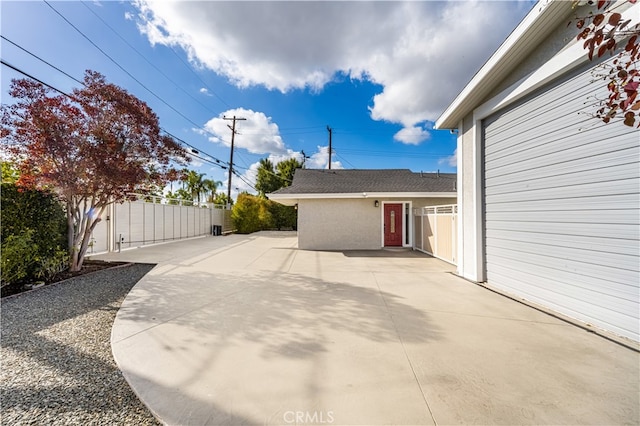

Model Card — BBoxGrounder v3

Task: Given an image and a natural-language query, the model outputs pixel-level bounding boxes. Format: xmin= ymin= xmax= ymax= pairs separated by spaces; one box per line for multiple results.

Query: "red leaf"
xmin=576 ymin=19 xmax=585 ymax=29
xmin=577 ymin=27 xmax=591 ymax=40
xmin=593 ymin=14 xmax=605 ymax=26
xmin=597 ymin=44 xmax=608 ymax=57
xmin=608 ymin=13 xmax=621 ymax=26
xmin=623 ymin=81 xmax=639 ymax=94
xmin=623 ymin=111 xmax=635 ymax=126
xmin=597 ymin=0 xmax=607 ymax=9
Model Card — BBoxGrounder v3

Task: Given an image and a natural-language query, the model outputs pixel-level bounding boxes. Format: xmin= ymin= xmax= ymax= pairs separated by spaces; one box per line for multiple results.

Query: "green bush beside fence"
xmin=1 ymin=183 xmax=68 ymax=287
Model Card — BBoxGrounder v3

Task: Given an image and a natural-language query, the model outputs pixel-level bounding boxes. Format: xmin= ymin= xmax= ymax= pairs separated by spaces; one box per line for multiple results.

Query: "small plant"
xmin=35 ymin=248 xmax=70 ymax=282
xmin=1 ymin=230 xmax=38 ymax=286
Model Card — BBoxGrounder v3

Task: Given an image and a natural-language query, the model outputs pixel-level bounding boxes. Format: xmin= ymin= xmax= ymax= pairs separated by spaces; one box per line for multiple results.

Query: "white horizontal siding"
xmin=483 ymin=57 xmax=640 ymax=341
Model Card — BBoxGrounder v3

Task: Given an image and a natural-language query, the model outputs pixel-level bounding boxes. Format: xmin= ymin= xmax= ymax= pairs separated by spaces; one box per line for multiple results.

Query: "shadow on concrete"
xmin=341 ymin=249 xmax=435 ymax=259
xmin=115 ymin=268 xmax=442 ymax=352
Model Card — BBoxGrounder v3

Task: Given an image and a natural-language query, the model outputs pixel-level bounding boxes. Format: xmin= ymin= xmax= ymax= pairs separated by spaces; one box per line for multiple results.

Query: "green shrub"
xmin=232 ymin=193 xmax=297 ymax=234
xmin=1 ymin=183 xmax=67 ymax=257
xmin=1 ymin=183 xmax=69 ymax=286
xmin=268 ymin=202 xmax=297 ymax=230
xmin=231 ymin=193 xmax=274 ymax=234
xmin=35 ymin=248 xmax=70 ymax=282
xmin=1 ymin=229 xmax=38 ymax=286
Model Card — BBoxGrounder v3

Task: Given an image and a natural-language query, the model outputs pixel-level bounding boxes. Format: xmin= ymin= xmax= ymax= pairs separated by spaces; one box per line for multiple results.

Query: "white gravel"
xmin=1 ymin=264 xmax=161 ymax=425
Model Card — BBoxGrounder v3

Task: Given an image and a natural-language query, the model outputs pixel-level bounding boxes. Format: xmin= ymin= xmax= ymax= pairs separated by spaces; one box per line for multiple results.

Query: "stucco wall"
xmin=297 ymin=197 xmax=455 ymax=250
xmin=459 ymin=113 xmax=476 ymax=278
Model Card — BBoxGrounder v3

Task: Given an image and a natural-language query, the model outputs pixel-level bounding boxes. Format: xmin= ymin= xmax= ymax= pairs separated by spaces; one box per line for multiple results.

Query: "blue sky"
xmin=1 ymin=1 xmax=533 ymax=197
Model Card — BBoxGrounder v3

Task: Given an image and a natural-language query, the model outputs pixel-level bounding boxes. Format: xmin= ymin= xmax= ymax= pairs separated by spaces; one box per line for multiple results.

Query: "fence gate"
xmin=413 ymin=204 xmax=457 ymax=265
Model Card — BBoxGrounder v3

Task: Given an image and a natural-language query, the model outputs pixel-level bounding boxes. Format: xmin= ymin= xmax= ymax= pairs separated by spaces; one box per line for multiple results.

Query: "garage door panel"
xmin=487 ymin=147 xmax=638 ymax=186
xmin=485 ymin=133 xmax=636 ymax=178
xmin=486 ymin=237 xmax=639 ymax=275
xmin=486 ymin=228 xmax=638 ymax=257
xmin=483 ymin=56 xmax=639 ymax=341
xmin=486 ymin=262 xmax=640 ymax=317
xmin=486 ymin=245 xmax=638 ymax=287
xmin=486 ymin=179 xmax=638 ymax=203
xmin=487 ymin=264 xmax=640 ymax=338
xmin=487 ymin=208 xmax=638 ymax=225
xmin=485 ymin=193 xmax=640 ymax=212
xmin=486 ymin=164 xmax=638 ymax=196
xmin=488 ymin=220 xmax=636 ymax=240
xmin=485 ymin=71 xmax=597 ymax=137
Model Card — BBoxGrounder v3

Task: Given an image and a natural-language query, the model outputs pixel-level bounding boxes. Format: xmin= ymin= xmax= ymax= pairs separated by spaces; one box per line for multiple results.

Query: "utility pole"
xmin=326 ymin=125 xmax=332 ymax=170
xmin=224 ymin=115 xmax=246 ymax=206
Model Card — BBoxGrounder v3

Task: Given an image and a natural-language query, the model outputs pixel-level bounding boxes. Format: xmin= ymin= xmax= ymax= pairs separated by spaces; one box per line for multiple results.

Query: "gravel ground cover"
xmin=1 ymin=263 xmax=161 ymax=425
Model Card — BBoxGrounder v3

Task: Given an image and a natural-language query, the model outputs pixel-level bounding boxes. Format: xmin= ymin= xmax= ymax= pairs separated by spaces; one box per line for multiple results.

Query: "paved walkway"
xmin=96 ymin=232 xmax=639 ymax=425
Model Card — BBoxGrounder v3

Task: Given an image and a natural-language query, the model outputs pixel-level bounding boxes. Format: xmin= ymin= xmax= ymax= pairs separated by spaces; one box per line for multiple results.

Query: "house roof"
xmin=268 ymin=169 xmax=456 ymax=205
xmin=435 ymin=0 xmax=574 ymax=129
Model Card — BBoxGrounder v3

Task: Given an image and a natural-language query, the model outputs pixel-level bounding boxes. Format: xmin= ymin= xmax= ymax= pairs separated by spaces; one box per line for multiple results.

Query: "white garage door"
xmin=483 ymin=60 xmax=639 ymax=341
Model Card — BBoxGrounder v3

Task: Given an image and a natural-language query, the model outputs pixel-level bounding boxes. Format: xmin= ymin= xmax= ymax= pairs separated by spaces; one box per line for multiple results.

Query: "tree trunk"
xmin=67 ymin=201 xmax=81 ymax=272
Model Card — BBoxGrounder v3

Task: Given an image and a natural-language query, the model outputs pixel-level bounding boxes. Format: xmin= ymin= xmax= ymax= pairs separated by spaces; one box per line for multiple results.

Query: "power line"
xmin=79 ymin=1 xmax=225 ymax=115
xmin=232 ymin=169 xmax=257 ymax=191
xmin=3 ymin=19 xmax=238 ymax=174
xmin=0 ymin=60 xmax=232 ymax=178
xmin=166 ymin=42 xmax=231 ymax=109
xmin=43 ymin=0 xmax=222 ymax=144
xmin=1 ymin=59 xmax=72 ymax=97
xmin=2 ymin=35 xmax=84 ymax=86
xmin=0 ymin=38 xmax=231 ymax=171
xmin=335 ymin=153 xmax=357 ymax=169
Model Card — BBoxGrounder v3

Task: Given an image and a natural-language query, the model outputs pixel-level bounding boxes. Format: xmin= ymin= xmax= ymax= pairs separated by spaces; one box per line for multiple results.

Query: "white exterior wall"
xmin=298 ymin=197 xmax=454 ymax=251
xmin=455 ymin=2 xmax=640 ymax=340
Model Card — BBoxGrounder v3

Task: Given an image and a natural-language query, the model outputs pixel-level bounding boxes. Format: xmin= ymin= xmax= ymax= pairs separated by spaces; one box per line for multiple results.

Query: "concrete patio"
xmin=96 ymin=232 xmax=639 ymax=425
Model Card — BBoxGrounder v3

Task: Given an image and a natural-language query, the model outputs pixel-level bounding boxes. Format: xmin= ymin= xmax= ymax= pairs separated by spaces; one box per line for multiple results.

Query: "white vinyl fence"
xmin=413 ymin=204 xmax=457 ymax=265
xmin=87 ymin=196 xmax=232 ymax=255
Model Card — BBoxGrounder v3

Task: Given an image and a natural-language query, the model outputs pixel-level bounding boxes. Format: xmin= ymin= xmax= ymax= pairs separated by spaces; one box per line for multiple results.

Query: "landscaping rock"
xmin=1 ymin=263 xmax=160 ymax=425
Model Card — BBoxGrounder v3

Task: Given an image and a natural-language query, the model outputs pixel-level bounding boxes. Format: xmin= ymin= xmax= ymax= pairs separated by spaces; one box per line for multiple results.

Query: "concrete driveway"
xmin=96 ymin=232 xmax=639 ymax=425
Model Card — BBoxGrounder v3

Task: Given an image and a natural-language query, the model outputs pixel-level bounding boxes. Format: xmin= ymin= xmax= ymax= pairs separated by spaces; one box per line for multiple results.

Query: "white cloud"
xmin=132 ymin=1 xmax=531 ymax=143
xmin=135 ymin=0 xmax=531 ymax=144
xmin=304 ymin=146 xmax=343 ymax=170
xmin=393 ymin=126 xmax=431 ymax=145
xmin=199 ymin=87 xmax=211 ymax=96
xmin=202 ymin=108 xmax=287 ymax=155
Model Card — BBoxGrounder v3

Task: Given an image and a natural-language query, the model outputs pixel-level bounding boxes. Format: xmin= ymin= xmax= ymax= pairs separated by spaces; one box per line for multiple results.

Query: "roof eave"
xmin=435 ymin=0 xmax=573 ymax=129
xmin=268 ymin=192 xmax=458 ymax=205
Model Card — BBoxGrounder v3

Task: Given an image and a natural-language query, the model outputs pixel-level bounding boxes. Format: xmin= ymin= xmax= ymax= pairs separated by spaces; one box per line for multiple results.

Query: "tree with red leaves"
xmin=1 ymin=70 xmax=189 ymax=271
xmin=574 ymin=0 xmax=640 ymax=126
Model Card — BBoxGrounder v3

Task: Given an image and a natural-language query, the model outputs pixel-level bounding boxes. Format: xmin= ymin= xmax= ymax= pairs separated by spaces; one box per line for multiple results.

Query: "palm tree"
xmin=203 ymin=178 xmax=223 ymax=204
xmin=183 ymin=170 xmax=205 ymax=205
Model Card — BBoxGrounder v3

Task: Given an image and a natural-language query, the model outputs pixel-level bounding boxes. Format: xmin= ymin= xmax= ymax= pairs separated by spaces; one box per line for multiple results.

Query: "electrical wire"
xmin=0 ymin=60 xmax=232 ymax=177
xmin=79 ymin=1 xmax=225 ymax=115
xmin=1 ymin=34 xmax=232 ymax=172
xmin=43 ymin=0 xmax=227 ymax=147
xmin=2 ymin=36 xmax=84 ymax=86
xmin=1 ymin=59 xmax=72 ymax=97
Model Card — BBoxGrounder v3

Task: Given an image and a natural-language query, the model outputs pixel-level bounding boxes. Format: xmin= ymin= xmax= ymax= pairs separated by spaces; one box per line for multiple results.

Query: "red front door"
xmin=384 ymin=203 xmax=403 ymax=247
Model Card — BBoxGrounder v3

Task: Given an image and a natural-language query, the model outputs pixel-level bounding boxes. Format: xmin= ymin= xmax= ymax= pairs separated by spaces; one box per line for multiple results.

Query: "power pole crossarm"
xmin=223 ymin=115 xmax=246 ymax=206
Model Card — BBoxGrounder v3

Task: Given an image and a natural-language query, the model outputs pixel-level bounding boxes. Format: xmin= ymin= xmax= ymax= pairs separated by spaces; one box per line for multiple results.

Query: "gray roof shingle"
xmin=270 ymin=169 xmax=456 ymax=195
